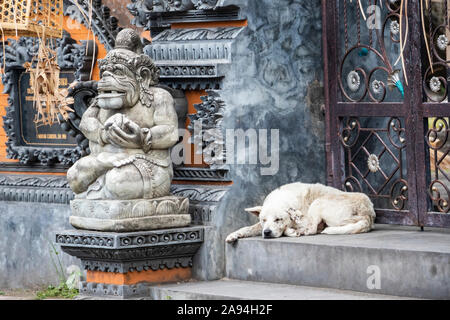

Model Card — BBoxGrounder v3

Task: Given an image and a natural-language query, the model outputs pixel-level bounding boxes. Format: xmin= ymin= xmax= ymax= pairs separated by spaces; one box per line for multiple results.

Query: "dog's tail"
xmin=355 ymin=193 xmax=376 ymax=229
xmin=322 ymin=217 xmax=372 ymax=234
xmin=322 ymin=194 xmax=375 ymax=235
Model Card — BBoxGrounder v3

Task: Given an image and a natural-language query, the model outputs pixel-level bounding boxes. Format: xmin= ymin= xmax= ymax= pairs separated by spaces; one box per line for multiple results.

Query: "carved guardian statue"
xmin=67 ymin=29 xmax=190 ymax=232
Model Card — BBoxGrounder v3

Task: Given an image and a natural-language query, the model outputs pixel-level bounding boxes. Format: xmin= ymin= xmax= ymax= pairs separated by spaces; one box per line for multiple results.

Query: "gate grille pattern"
xmin=340 ymin=117 xmax=408 ymax=211
xmin=323 ymin=0 xmax=450 ymax=227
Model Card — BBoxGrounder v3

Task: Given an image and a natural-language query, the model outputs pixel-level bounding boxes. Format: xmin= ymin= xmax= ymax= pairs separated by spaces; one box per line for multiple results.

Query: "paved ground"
xmin=0 ymin=289 xmax=72 ymax=300
xmin=0 ymin=289 xmax=37 ymax=300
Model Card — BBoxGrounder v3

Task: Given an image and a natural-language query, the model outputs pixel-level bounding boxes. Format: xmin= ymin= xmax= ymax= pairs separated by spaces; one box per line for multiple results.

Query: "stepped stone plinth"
xmin=56 ymin=226 xmax=204 ymax=299
xmin=69 ymin=196 xmax=191 ymax=232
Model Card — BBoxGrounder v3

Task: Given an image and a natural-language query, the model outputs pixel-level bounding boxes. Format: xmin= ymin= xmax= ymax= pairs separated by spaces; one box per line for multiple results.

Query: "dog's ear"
xmin=287 ymin=208 xmax=302 ymax=223
xmin=245 ymin=206 xmax=263 ymax=216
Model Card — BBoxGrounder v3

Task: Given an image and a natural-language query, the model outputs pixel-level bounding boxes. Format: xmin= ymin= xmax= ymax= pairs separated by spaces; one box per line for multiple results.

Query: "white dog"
xmin=226 ymin=182 xmax=375 ymax=243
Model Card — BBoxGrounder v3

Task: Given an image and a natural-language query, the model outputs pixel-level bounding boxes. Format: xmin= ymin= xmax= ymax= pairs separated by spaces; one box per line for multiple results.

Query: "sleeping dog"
xmin=226 ymin=182 xmax=375 ymax=243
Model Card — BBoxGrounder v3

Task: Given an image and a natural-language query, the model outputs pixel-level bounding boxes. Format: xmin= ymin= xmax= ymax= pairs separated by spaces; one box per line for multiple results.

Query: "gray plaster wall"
xmin=0 ymin=202 xmax=81 ymax=289
xmin=193 ymin=0 xmax=326 ymax=280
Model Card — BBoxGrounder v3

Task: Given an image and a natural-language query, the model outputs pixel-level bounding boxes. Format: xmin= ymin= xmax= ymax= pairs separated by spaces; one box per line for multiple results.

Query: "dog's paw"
xmin=284 ymin=228 xmax=302 ymax=237
xmin=226 ymin=233 xmax=239 ymax=243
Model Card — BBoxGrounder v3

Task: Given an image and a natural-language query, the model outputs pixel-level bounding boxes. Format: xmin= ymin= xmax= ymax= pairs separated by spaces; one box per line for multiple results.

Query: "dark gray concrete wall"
xmin=0 ymin=202 xmax=81 ymax=289
xmin=193 ymin=0 xmax=326 ymax=280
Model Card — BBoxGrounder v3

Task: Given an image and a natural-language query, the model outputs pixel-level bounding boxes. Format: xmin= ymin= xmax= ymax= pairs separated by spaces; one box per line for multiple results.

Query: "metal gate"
xmin=322 ymin=0 xmax=450 ymax=228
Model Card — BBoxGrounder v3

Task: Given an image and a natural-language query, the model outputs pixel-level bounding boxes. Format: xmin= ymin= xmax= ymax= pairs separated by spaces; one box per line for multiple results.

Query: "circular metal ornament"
xmin=390 ymin=21 xmax=400 ymax=35
xmin=390 ymin=179 xmax=408 ymax=211
xmin=367 ymin=154 xmax=380 ymax=173
xmin=437 ymin=34 xmax=449 ymax=51
xmin=347 ymin=70 xmax=360 ymax=92
xmin=371 ymin=80 xmax=382 ymax=94
xmin=430 ymin=76 xmax=441 ymax=93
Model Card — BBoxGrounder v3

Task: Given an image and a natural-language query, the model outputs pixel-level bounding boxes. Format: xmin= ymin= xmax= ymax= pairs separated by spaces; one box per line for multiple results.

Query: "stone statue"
xmin=67 ymin=29 xmax=191 ymax=232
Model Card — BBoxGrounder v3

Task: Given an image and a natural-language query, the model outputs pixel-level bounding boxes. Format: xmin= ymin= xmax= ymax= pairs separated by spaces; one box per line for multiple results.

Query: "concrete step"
xmin=148 ymin=279 xmax=417 ymax=300
xmin=225 ymin=225 xmax=450 ymax=299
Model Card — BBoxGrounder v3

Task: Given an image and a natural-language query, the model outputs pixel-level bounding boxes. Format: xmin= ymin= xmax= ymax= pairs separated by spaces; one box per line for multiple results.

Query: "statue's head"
xmin=97 ymin=28 xmax=159 ymax=110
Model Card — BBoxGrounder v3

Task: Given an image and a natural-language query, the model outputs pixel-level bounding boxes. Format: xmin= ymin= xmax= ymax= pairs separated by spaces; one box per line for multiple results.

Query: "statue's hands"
xmin=141 ymin=128 xmax=152 ymax=153
xmin=106 ymin=118 xmax=143 ymax=149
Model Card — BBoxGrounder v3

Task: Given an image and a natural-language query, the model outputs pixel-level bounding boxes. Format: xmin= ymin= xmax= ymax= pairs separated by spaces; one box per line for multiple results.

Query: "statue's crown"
xmin=98 ymin=29 xmax=159 ymax=84
xmin=114 ymin=28 xmax=144 ymax=54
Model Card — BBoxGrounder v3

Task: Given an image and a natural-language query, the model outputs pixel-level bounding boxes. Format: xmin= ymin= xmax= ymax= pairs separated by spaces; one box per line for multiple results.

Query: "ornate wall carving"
xmin=171 ymin=184 xmax=229 ymax=224
xmin=127 ymin=0 xmax=239 ymax=27
xmin=128 ymin=0 xmax=243 ymax=38
xmin=0 ymin=174 xmax=74 ymax=204
xmin=0 ymin=0 xmax=120 ymax=168
xmin=63 ymin=0 xmax=121 ymax=51
xmin=56 ymin=227 xmax=204 ymax=273
xmin=0 ymin=33 xmax=94 ymax=166
xmin=188 ymin=91 xmax=226 ymax=169
xmin=78 ymin=282 xmax=149 ymax=299
xmin=144 ymin=27 xmax=244 ymax=90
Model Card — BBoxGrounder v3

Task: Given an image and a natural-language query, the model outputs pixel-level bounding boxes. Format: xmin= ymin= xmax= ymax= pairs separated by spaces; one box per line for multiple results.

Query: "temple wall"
xmin=0 ymin=0 xmax=327 ymax=288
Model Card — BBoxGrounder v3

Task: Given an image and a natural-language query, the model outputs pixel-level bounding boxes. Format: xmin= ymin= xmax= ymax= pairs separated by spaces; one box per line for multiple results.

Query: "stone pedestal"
xmin=56 ymin=226 xmax=204 ymax=299
xmin=69 ymin=196 xmax=191 ymax=232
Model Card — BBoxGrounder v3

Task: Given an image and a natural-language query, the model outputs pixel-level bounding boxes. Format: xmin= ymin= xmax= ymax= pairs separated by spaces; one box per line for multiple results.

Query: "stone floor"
xmin=225 ymin=224 xmax=450 ymax=299
xmin=148 ymin=278 xmax=419 ymax=300
xmin=0 ymin=289 xmax=71 ymax=300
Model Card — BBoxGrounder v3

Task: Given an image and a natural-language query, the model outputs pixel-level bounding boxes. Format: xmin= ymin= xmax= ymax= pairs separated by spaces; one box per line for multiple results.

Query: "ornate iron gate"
xmin=323 ymin=0 xmax=450 ymax=228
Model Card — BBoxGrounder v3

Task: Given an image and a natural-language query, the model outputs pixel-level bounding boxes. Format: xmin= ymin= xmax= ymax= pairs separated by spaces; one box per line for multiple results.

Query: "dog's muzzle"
xmin=263 ymin=229 xmax=272 ymax=238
